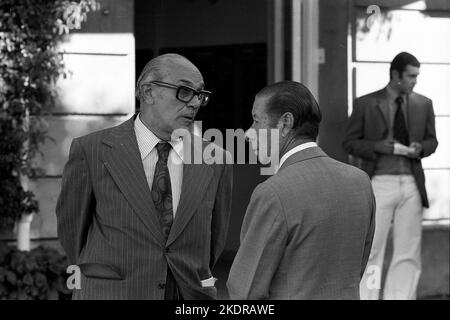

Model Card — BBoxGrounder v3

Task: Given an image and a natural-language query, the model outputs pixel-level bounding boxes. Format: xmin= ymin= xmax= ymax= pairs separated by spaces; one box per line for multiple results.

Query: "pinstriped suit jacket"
xmin=56 ymin=115 xmax=233 ymax=300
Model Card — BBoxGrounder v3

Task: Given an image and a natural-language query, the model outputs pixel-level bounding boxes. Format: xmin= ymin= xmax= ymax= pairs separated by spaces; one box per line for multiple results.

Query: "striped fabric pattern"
xmin=56 ymin=114 xmax=233 ymax=300
xmin=134 ymin=114 xmax=183 ymax=216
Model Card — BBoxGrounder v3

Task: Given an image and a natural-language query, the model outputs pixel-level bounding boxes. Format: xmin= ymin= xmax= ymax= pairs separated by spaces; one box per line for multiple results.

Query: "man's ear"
xmin=140 ymin=83 xmax=154 ymax=104
xmin=278 ymin=112 xmax=294 ymax=137
xmin=392 ymin=69 xmax=401 ymax=81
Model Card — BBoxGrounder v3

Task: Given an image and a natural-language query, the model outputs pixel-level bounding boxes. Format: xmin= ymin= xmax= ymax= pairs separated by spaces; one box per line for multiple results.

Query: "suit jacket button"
xmin=158 ymin=283 xmax=166 ymax=290
xmin=165 ymin=248 xmax=170 ymax=253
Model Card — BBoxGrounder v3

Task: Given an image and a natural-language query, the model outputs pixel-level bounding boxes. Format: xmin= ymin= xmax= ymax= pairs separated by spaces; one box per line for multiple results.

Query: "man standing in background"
xmin=343 ymin=52 xmax=438 ymax=300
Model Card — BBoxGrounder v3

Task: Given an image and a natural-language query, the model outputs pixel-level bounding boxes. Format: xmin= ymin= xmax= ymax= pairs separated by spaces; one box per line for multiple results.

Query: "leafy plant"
xmin=0 ymin=0 xmax=99 ymax=229
xmin=0 ymin=243 xmax=72 ymax=300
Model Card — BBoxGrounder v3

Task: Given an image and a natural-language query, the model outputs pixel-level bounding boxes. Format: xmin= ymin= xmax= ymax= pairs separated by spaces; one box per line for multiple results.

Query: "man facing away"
xmin=227 ymin=81 xmax=375 ymax=300
xmin=343 ymin=52 xmax=438 ymax=300
xmin=56 ymin=54 xmax=233 ymax=299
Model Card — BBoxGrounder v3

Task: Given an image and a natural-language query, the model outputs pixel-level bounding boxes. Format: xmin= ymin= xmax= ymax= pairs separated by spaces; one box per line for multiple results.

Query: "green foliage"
xmin=0 ymin=0 xmax=99 ymax=229
xmin=0 ymin=243 xmax=72 ymax=300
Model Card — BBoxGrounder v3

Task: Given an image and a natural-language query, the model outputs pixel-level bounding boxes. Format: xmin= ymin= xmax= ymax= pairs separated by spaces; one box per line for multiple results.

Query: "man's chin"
xmin=171 ymin=123 xmax=194 ymax=139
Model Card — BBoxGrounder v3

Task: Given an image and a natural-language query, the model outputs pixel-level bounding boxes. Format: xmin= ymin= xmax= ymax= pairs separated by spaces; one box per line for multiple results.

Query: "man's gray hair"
xmin=135 ymin=53 xmax=189 ymax=100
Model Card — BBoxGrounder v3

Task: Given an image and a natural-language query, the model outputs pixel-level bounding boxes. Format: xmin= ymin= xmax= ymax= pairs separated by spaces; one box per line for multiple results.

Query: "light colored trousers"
xmin=360 ymin=175 xmax=423 ymax=300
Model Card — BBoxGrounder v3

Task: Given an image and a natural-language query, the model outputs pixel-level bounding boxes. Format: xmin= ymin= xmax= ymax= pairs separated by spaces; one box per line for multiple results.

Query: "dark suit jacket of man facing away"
xmin=343 ymin=88 xmax=438 ymax=207
xmin=56 ymin=114 xmax=233 ymax=299
xmin=227 ymin=147 xmax=375 ymax=299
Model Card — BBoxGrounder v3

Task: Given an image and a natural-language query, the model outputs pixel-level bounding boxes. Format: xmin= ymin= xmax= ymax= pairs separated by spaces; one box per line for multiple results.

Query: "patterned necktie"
xmin=151 ymin=142 xmax=173 ymax=241
xmin=393 ymin=96 xmax=410 ymax=146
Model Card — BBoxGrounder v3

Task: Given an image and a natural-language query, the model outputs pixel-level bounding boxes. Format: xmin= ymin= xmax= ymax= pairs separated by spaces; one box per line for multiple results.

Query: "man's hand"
xmin=374 ymin=140 xmax=394 ymax=155
xmin=407 ymin=142 xmax=423 ymax=159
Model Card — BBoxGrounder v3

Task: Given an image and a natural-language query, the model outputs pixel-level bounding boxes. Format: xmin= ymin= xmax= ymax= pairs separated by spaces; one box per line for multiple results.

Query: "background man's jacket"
xmin=343 ymin=89 xmax=438 ymax=207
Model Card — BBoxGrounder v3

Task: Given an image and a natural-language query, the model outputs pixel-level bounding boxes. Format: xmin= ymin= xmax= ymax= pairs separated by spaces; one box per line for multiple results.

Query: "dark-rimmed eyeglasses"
xmin=148 ymin=81 xmax=212 ymax=107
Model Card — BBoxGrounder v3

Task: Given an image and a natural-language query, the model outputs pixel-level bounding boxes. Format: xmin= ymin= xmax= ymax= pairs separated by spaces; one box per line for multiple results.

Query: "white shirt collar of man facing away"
xmin=276 ymin=142 xmax=318 ymax=174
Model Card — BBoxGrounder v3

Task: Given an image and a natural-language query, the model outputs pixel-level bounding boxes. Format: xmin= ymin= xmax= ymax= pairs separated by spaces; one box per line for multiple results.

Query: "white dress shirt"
xmin=134 ymin=114 xmax=183 ymax=216
xmin=277 ymin=142 xmax=318 ymax=173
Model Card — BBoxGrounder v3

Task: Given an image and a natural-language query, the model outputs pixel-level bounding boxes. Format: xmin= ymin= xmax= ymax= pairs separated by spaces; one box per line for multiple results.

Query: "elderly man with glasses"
xmin=56 ymin=53 xmax=233 ymax=300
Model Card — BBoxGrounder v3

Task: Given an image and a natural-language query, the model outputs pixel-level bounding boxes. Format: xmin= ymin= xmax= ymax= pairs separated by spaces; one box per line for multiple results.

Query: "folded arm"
xmin=343 ymin=100 xmax=379 ymax=160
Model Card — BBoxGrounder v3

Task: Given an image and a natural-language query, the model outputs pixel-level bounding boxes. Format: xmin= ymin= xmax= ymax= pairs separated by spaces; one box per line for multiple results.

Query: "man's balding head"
xmin=136 ymin=53 xmax=205 ymax=141
xmin=136 ymin=54 xmax=200 ymax=100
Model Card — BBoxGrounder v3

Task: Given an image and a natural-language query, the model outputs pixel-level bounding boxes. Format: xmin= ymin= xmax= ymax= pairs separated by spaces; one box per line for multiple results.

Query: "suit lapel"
xmin=166 ymin=138 xmax=213 ymax=247
xmin=101 ymin=116 xmax=165 ymax=246
xmin=376 ymin=89 xmax=390 ymax=130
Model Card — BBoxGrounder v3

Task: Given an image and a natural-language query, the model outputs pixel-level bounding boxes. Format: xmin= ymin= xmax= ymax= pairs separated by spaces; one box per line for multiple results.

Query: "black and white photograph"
xmin=0 ymin=0 xmax=448 ymax=313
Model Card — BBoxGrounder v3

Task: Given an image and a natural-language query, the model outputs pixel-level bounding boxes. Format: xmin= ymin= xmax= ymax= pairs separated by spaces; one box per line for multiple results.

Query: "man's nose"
xmin=245 ymin=128 xmax=256 ymax=142
xmin=188 ymin=96 xmax=202 ymax=109
xmin=245 ymin=131 xmax=251 ymax=142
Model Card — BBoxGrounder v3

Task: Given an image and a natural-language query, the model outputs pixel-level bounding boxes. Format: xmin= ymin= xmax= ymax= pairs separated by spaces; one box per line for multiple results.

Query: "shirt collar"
xmin=386 ymin=84 xmax=406 ymax=102
xmin=276 ymin=142 xmax=318 ymax=173
xmin=134 ymin=113 xmax=184 ymax=162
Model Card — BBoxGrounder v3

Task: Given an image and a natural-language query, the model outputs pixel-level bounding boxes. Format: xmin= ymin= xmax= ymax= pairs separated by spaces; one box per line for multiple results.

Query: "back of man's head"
xmin=390 ymin=52 xmax=420 ymax=79
xmin=257 ymin=80 xmax=322 ymax=141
